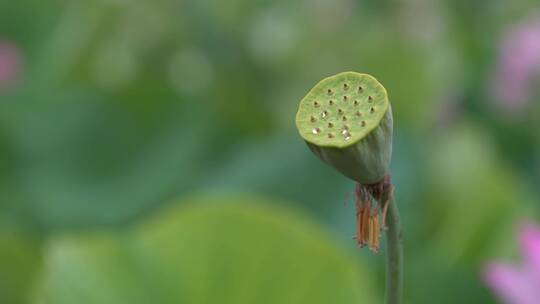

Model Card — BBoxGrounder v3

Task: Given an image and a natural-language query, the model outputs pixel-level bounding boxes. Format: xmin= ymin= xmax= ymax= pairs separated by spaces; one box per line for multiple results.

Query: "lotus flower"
xmin=483 ymin=223 xmax=540 ymax=304
xmin=490 ymin=15 xmax=540 ymax=114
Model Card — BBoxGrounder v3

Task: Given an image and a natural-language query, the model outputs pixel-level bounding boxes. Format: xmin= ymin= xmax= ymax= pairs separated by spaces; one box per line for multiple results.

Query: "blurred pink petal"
xmin=484 ymin=263 xmax=538 ymax=304
xmin=519 ymin=223 xmax=540 ymax=280
xmin=489 ymin=15 xmax=540 ymax=114
xmin=0 ymin=40 xmax=22 ymax=91
xmin=484 ymin=223 xmax=540 ymax=304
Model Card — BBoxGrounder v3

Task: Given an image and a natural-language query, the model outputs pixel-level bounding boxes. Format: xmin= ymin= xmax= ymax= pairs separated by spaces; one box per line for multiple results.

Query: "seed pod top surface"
xmin=295 ymin=72 xmax=389 ymax=148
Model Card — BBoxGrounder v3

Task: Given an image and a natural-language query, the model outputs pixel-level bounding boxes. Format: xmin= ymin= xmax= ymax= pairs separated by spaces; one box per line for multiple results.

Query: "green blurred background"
xmin=1 ymin=0 xmax=540 ymax=303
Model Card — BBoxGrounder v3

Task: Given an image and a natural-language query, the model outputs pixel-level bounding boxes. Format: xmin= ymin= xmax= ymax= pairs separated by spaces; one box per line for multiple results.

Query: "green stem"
xmin=385 ymin=195 xmax=403 ymax=304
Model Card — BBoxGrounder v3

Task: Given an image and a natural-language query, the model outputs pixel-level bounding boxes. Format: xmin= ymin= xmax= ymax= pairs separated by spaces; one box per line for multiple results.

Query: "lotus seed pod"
xmin=295 ymin=72 xmax=393 ymax=184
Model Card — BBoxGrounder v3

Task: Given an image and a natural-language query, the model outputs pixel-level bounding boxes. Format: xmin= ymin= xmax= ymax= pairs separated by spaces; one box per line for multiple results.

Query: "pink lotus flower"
xmin=484 ymin=224 xmax=540 ymax=304
xmin=490 ymin=15 xmax=540 ymax=115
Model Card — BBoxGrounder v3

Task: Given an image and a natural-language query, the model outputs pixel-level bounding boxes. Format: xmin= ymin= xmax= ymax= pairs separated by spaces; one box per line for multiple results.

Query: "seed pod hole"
xmin=328 ymin=133 xmax=334 ymax=138
xmin=338 ymin=108 xmax=343 ymax=114
xmin=343 ymin=83 xmax=349 ymax=90
xmin=355 ymin=111 xmax=362 ymax=116
xmin=328 ymin=122 xmax=334 ymax=128
xmin=342 ymin=116 xmax=347 ymax=121
xmin=370 ymin=107 xmax=375 ymax=113
xmin=341 ymin=129 xmax=351 ymax=140
xmin=354 ymin=100 xmax=359 ymax=106
xmin=310 ymin=116 xmax=316 ymax=122
xmin=343 ymin=95 xmax=348 ymax=101
xmin=358 ymin=86 xmax=363 ymax=92
xmin=327 ymin=89 xmax=333 ymax=96
xmin=361 ymin=120 xmax=366 ymax=127
xmin=368 ymin=96 xmax=373 ymax=102
xmin=321 ymin=110 xmax=328 ymax=118
xmin=314 ymin=101 xmax=319 ymax=107
xmin=329 ymin=100 xmax=334 ymax=105
xmin=312 ymin=127 xmax=321 ymax=134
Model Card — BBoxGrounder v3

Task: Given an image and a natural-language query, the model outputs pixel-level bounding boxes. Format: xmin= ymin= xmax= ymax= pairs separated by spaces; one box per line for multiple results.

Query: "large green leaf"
xmin=33 ymin=197 xmax=377 ymax=304
xmin=0 ymin=222 xmax=42 ymax=304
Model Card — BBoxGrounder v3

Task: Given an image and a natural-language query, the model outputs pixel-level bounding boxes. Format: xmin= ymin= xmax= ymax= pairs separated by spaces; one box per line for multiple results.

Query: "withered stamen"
xmin=382 ymin=198 xmax=390 ymax=230
xmin=354 ymin=175 xmax=392 ymax=254
xmin=374 ymin=215 xmax=380 ymax=252
xmin=362 ymin=203 xmax=370 ymax=245
xmin=356 ymin=208 xmax=364 ymax=247
xmin=369 ymin=215 xmax=375 ymax=251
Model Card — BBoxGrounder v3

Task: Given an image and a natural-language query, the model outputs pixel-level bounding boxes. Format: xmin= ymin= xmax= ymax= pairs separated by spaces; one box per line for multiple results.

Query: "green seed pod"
xmin=295 ymin=72 xmax=393 ymax=184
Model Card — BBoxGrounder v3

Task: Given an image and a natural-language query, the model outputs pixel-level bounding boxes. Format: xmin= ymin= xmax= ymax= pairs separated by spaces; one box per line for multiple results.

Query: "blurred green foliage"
xmin=33 ymin=197 xmax=375 ymax=304
xmin=1 ymin=0 xmax=540 ymax=303
xmin=0 ymin=223 xmax=42 ymax=304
